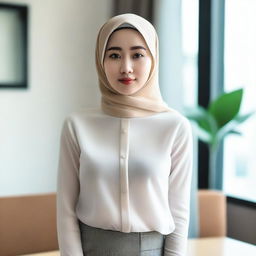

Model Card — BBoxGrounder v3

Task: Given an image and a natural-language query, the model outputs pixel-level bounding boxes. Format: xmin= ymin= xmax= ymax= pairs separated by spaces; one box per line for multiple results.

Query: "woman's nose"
xmin=120 ymin=58 xmax=133 ymax=74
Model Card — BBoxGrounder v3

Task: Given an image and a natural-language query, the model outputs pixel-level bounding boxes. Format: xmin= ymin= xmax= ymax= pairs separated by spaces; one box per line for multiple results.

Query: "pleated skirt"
xmin=79 ymin=220 xmax=165 ymax=256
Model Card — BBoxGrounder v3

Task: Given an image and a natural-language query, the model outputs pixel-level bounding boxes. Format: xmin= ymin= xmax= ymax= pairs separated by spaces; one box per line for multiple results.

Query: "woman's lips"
xmin=118 ymin=78 xmax=135 ymax=85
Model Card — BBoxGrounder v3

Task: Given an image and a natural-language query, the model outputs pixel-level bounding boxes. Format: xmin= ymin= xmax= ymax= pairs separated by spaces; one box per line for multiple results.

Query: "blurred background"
xmin=0 ymin=0 xmax=255 ymax=251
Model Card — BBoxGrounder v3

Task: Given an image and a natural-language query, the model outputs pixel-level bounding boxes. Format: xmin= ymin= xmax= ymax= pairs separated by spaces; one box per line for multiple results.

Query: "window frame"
xmin=198 ymin=0 xmax=255 ymax=208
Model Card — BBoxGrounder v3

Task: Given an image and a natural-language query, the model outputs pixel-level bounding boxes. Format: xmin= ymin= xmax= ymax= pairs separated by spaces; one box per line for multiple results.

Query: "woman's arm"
xmin=56 ymin=117 xmax=84 ymax=256
xmin=164 ymin=118 xmax=193 ymax=256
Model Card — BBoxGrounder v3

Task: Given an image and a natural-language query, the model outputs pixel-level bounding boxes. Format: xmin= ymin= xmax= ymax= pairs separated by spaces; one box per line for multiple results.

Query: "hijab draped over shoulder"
xmin=95 ymin=13 xmax=173 ymax=118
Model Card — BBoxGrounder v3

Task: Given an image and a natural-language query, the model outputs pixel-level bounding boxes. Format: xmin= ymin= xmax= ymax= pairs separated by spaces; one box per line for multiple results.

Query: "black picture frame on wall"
xmin=0 ymin=3 xmax=28 ymax=89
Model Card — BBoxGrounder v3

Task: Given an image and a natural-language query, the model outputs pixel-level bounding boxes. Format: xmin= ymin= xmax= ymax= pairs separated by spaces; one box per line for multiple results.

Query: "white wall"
xmin=0 ymin=0 xmax=112 ymax=196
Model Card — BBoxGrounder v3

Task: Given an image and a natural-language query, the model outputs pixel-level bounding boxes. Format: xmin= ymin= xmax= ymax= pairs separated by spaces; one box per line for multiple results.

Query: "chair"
xmin=198 ymin=189 xmax=227 ymax=237
xmin=0 ymin=193 xmax=58 ymax=256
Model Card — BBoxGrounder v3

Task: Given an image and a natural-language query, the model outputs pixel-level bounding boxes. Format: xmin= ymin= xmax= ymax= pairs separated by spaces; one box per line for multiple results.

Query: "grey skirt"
xmin=78 ymin=220 xmax=166 ymax=256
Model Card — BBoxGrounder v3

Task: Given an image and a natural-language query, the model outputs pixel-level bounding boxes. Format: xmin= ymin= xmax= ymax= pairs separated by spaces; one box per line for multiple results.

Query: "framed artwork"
xmin=0 ymin=3 xmax=28 ymax=89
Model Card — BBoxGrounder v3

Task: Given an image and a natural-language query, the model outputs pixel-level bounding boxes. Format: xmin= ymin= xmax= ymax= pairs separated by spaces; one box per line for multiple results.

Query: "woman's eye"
xmin=133 ymin=53 xmax=144 ymax=59
xmin=109 ymin=53 xmax=120 ymax=59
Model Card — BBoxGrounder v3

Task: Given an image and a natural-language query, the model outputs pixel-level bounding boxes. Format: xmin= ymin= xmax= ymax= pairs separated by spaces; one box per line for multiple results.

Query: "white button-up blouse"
xmin=57 ymin=107 xmax=193 ymax=256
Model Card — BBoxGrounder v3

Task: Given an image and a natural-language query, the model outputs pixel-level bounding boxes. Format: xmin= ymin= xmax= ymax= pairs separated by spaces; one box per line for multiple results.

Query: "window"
xmin=223 ymin=0 xmax=256 ymax=202
xmin=0 ymin=3 xmax=28 ymax=88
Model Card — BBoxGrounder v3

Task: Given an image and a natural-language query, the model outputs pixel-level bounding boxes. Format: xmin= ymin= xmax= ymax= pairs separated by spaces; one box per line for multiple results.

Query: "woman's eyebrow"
xmin=106 ymin=46 xmax=121 ymax=51
xmin=106 ymin=46 xmax=147 ymax=51
xmin=130 ymin=46 xmax=147 ymax=51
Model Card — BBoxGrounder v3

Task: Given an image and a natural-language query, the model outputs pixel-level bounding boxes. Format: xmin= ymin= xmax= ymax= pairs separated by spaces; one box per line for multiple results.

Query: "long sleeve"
xmin=164 ymin=118 xmax=193 ymax=256
xmin=56 ymin=117 xmax=83 ymax=256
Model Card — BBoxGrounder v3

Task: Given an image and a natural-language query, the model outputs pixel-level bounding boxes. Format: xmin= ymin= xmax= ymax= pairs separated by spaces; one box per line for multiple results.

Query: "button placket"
xmin=119 ymin=118 xmax=130 ymax=232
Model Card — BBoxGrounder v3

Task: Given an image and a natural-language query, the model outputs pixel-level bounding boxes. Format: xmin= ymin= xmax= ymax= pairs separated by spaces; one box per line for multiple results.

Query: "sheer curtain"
xmin=154 ymin=0 xmax=199 ymax=238
xmin=113 ymin=0 xmax=154 ymax=22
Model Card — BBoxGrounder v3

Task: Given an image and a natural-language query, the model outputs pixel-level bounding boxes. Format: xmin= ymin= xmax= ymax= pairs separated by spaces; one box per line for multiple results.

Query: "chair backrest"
xmin=0 ymin=193 xmax=58 ymax=256
xmin=198 ymin=189 xmax=227 ymax=237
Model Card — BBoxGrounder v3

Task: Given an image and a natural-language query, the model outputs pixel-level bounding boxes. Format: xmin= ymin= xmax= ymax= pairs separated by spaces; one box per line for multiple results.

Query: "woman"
xmin=57 ymin=13 xmax=193 ymax=256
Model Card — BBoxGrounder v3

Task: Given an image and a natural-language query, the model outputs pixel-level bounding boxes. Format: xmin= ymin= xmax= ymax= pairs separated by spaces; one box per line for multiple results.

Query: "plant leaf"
xmin=234 ymin=112 xmax=255 ymax=123
xmin=184 ymin=107 xmax=218 ymax=145
xmin=208 ymin=88 xmax=243 ymax=129
xmin=184 ymin=106 xmax=218 ymax=134
xmin=191 ymin=123 xmax=213 ymax=144
xmin=184 ymin=106 xmax=208 ymax=122
xmin=228 ymin=130 xmax=242 ymax=135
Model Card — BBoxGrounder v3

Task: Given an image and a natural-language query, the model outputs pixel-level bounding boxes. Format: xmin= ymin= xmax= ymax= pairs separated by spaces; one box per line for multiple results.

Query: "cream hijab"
xmin=95 ymin=13 xmax=173 ymax=118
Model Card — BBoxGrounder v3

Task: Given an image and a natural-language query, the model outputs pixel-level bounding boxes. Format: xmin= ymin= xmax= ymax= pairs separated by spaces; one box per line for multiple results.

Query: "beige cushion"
xmin=0 ymin=193 xmax=58 ymax=256
xmin=198 ymin=189 xmax=227 ymax=237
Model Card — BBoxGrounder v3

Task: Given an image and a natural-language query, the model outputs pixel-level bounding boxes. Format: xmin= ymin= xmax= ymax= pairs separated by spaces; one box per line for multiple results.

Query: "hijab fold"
xmin=95 ymin=13 xmax=173 ymax=118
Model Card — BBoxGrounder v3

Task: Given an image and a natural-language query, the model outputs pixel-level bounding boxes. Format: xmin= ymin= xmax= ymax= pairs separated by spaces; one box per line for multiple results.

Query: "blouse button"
xmin=121 ymin=128 xmax=127 ymax=134
xmin=120 ymin=154 xmax=126 ymax=159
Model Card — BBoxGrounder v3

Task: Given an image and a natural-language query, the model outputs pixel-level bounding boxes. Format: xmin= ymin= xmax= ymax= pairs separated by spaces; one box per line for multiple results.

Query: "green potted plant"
xmin=184 ymin=88 xmax=254 ymax=189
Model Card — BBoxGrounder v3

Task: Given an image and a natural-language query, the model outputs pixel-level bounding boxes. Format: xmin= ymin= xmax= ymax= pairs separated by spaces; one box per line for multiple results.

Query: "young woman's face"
xmin=103 ymin=29 xmax=152 ymax=95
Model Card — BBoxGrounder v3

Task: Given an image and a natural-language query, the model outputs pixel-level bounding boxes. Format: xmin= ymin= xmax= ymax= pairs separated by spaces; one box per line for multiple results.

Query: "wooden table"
xmin=22 ymin=237 xmax=256 ymax=256
xmin=187 ymin=237 xmax=256 ymax=256
xmin=21 ymin=252 xmax=59 ymax=256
